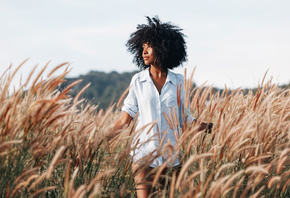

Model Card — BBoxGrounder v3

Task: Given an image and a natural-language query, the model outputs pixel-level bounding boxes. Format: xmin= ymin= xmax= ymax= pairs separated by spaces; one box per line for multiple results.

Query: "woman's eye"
xmin=142 ymin=44 xmax=152 ymax=49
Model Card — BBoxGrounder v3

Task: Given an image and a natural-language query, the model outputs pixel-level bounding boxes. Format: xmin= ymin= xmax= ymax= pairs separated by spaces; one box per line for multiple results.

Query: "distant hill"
xmin=61 ymin=70 xmax=138 ymax=109
xmin=60 ymin=70 xmax=289 ymax=110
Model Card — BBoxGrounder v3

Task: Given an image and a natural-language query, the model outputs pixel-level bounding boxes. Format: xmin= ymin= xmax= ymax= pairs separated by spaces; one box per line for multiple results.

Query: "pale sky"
xmin=1 ymin=0 xmax=289 ymax=90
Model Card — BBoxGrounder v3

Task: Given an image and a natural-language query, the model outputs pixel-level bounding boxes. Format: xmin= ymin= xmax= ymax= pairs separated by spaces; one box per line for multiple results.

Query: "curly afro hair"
xmin=126 ymin=16 xmax=187 ymax=71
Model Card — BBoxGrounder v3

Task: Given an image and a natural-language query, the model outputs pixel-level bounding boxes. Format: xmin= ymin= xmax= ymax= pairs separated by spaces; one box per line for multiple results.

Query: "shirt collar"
xmin=140 ymin=68 xmax=151 ymax=82
xmin=140 ymin=68 xmax=177 ymax=85
xmin=166 ymin=69 xmax=177 ymax=85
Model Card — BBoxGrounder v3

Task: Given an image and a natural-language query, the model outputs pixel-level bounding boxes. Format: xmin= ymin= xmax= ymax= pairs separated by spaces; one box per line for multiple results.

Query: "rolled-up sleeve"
xmin=122 ymin=79 xmax=139 ymax=119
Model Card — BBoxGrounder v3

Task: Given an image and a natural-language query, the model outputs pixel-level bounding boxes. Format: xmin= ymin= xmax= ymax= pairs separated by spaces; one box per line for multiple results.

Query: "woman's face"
xmin=142 ymin=43 xmax=157 ymax=66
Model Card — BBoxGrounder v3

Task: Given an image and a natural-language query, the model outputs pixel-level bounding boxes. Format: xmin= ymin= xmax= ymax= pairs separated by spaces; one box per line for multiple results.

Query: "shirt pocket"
xmin=164 ymin=96 xmax=177 ymax=107
xmin=162 ymin=87 xmax=178 ymax=108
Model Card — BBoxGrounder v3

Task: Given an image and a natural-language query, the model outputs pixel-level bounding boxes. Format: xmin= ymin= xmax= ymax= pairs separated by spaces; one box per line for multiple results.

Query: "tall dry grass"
xmin=0 ymin=61 xmax=289 ymax=197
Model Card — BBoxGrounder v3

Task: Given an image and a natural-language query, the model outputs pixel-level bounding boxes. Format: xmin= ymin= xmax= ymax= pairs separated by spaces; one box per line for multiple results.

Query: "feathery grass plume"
xmin=277 ymin=156 xmax=288 ymax=174
xmin=13 ymin=167 xmax=38 ymax=185
xmin=267 ymin=176 xmax=281 ymax=189
xmin=176 ymin=153 xmax=213 ymax=189
xmin=116 ymin=85 xmax=131 ymax=109
xmin=31 ymin=186 xmax=57 ymax=197
xmin=87 ymin=183 xmax=101 ymax=198
xmin=152 ymin=158 xmax=172 ymax=187
xmin=28 ymin=173 xmax=47 ymax=191
xmin=214 ymin=163 xmax=235 ymax=180
xmin=249 ymin=186 xmax=265 ymax=198
xmin=221 ymin=170 xmax=244 ymax=195
xmin=232 ymin=176 xmax=245 ymax=198
xmin=47 ymin=62 xmax=70 ymax=78
xmin=209 ymin=175 xmax=232 ymax=196
xmin=1 ymin=59 xmax=28 ymax=101
xmin=30 ymin=61 xmax=49 ymax=93
xmin=72 ymin=185 xmax=86 ymax=198
xmin=23 ymin=64 xmax=37 ymax=87
xmin=163 ymin=112 xmax=175 ymax=130
xmin=10 ymin=174 xmax=39 ymax=196
xmin=282 ymin=178 xmax=290 ymax=192
xmin=46 ymin=146 xmax=66 ymax=179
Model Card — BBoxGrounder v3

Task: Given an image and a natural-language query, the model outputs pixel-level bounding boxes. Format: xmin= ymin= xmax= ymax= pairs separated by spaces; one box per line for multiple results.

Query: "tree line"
xmin=60 ymin=70 xmax=289 ymax=110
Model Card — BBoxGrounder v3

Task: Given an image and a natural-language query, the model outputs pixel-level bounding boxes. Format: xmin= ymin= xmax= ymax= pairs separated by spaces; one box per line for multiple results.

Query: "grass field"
xmin=0 ymin=61 xmax=289 ymax=197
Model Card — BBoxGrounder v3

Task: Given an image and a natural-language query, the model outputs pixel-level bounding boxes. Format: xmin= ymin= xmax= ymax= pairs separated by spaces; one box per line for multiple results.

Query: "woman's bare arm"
xmin=108 ymin=112 xmax=133 ymax=139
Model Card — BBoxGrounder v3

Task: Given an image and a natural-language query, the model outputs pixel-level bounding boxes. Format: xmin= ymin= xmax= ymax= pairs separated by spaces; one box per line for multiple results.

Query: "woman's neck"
xmin=149 ymin=65 xmax=167 ymax=79
xmin=149 ymin=65 xmax=167 ymax=95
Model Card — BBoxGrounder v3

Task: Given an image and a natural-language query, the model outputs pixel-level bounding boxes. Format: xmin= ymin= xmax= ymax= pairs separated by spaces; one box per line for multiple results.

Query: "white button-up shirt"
xmin=122 ymin=68 xmax=194 ymax=167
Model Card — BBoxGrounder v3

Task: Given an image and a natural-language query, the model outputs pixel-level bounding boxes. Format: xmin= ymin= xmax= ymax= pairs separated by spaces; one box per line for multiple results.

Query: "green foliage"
xmin=62 ymin=71 xmax=138 ymax=110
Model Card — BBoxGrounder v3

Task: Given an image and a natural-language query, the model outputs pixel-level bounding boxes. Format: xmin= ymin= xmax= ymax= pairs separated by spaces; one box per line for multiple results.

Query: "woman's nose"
xmin=143 ymin=46 xmax=148 ymax=54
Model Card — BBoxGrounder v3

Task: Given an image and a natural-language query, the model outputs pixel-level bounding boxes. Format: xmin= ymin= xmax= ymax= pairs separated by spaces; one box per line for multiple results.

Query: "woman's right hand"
xmin=108 ymin=112 xmax=132 ymax=140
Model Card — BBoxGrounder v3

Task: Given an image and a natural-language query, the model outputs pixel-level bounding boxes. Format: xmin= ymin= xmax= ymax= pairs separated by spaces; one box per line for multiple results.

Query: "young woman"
xmin=111 ymin=16 xmax=211 ymax=197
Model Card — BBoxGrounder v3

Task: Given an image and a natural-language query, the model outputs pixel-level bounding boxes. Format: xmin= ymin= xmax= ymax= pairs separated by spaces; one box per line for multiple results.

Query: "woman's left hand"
xmin=198 ymin=122 xmax=213 ymax=133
